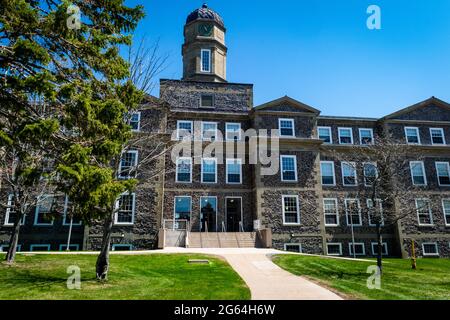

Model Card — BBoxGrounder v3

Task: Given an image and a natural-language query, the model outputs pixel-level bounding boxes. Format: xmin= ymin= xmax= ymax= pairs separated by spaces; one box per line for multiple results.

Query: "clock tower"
xmin=182 ymin=4 xmax=227 ymax=82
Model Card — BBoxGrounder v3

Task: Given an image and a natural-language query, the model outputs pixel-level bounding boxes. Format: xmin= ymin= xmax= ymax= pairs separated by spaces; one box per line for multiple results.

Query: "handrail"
xmin=221 ymin=221 xmax=226 ymax=233
xmin=204 ymin=221 xmax=208 ymax=234
xmin=239 ymin=221 xmax=244 ymax=233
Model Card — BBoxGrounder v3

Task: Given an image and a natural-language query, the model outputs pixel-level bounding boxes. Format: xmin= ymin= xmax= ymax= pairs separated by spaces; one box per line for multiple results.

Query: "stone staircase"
xmin=188 ymin=232 xmax=257 ymax=248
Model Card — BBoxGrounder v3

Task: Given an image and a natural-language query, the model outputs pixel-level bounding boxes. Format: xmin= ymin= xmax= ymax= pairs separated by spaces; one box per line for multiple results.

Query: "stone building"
xmin=1 ymin=4 xmax=449 ymax=257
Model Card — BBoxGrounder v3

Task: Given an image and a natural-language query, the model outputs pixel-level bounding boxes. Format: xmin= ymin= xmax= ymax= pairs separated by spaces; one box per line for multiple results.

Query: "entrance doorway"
xmin=226 ymin=197 xmax=242 ymax=232
xmin=200 ymin=197 xmax=217 ymax=232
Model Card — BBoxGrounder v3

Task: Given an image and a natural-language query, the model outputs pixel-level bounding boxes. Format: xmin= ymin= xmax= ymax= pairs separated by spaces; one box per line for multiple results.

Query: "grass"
xmin=273 ymin=254 xmax=450 ymax=300
xmin=0 ymin=253 xmax=250 ymax=300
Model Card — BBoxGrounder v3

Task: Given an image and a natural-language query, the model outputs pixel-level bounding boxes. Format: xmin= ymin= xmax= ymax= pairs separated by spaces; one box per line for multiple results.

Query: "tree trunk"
xmin=376 ymin=222 xmax=383 ymax=274
xmin=5 ymin=214 xmax=23 ymax=264
xmin=96 ymin=210 xmax=114 ymax=281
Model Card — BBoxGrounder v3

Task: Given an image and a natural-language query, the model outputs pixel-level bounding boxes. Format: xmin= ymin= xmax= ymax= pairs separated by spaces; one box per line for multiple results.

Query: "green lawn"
xmin=0 ymin=253 xmax=250 ymax=300
xmin=273 ymin=255 xmax=450 ymax=300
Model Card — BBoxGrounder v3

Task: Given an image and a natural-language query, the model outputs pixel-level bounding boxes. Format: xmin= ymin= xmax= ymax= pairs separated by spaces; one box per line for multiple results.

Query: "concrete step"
xmin=186 ymin=232 xmax=257 ymax=248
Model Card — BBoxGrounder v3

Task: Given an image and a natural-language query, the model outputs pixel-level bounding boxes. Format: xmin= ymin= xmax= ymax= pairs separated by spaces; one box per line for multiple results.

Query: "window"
xmin=342 ymin=162 xmax=357 ymax=186
xmin=0 ymin=245 xmax=21 ymax=252
xmin=62 ymin=197 xmax=82 ymax=226
xmin=363 ymin=162 xmax=378 ymax=186
xmin=34 ymin=195 xmax=56 ymax=226
xmin=201 ymin=49 xmax=211 ymax=72
xmin=323 ymin=199 xmax=339 ymax=226
xmin=422 ymin=243 xmax=439 ymax=257
xmin=318 ymin=127 xmax=332 ymax=144
xmin=284 ymin=244 xmax=302 ymax=253
xmin=174 ymin=196 xmax=192 ymax=223
xmin=320 ymin=161 xmax=336 ymax=186
xmin=282 ymin=195 xmax=300 ymax=225
xmin=226 ymin=159 xmax=242 ymax=184
xmin=359 ymin=128 xmax=374 ymax=145
xmin=201 ymin=122 xmax=218 ymax=141
xmin=371 ymin=242 xmax=388 ymax=256
xmin=225 ymin=123 xmax=241 ymax=141
xmin=200 ymin=94 xmax=214 ymax=108
xmin=280 ymin=155 xmax=297 ymax=182
xmin=30 ymin=244 xmax=51 ymax=252
xmin=345 ymin=199 xmax=362 ymax=226
xmin=405 ymin=127 xmax=420 ymax=144
xmin=200 ymin=197 xmax=217 ymax=232
xmin=415 ymin=199 xmax=433 ymax=226
xmin=201 ymin=158 xmax=217 ymax=183
xmin=326 ymin=243 xmax=342 ymax=256
xmin=338 ymin=128 xmax=353 ymax=144
xmin=410 ymin=161 xmax=427 ymax=186
xmin=430 ymin=128 xmax=445 ymax=145
xmin=129 ymin=112 xmax=141 ymax=131
xmin=112 ymin=244 xmax=133 ymax=251
xmin=367 ymin=199 xmax=384 ymax=226
xmin=4 ymin=194 xmax=25 ymax=226
xmin=176 ymin=157 xmax=192 ymax=183
xmin=442 ymin=200 xmax=450 ymax=226
xmin=59 ymin=244 xmax=79 ymax=251
xmin=176 ymin=120 xmax=193 ymax=140
xmin=349 ymin=243 xmax=365 ymax=256
xmin=436 ymin=162 xmax=450 ymax=186
xmin=118 ymin=150 xmax=138 ymax=179
xmin=278 ymin=118 xmax=295 ymax=137
xmin=114 ymin=193 xmax=135 ymax=225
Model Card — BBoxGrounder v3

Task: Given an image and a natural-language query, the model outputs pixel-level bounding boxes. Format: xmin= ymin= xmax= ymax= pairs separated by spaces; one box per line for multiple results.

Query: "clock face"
xmin=198 ymin=23 xmax=213 ymax=37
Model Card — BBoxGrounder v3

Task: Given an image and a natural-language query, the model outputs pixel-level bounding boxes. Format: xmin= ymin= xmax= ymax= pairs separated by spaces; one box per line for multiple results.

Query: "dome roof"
xmin=186 ymin=4 xmax=224 ymax=28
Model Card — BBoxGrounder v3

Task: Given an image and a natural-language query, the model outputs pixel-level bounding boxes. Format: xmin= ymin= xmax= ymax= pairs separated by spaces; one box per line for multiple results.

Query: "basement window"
xmin=284 ymin=244 xmax=302 ymax=253
xmin=326 ymin=243 xmax=342 ymax=256
xmin=349 ymin=243 xmax=365 ymax=256
xmin=422 ymin=243 xmax=439 ymax=257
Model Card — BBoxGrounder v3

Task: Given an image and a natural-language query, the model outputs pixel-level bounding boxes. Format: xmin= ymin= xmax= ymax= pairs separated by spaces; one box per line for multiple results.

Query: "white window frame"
xmin=112 ymin=244 xmax=133 ymax=251
xmin=59 ymin=244 xmax=80 ymax=251
xmin=359 ymin=128 xmax=374 ymax=145
xmin=430 ymin=128 xmax=445 ymax=145
xmin=338 ymin=127 xmax=353 ymax=145
xmin=62 ymin=196 xmax=82 ymax=226
xmin=326 ymin=243 xmax=342 ymax=256
xmin=363 ymin=162 xmax=378 ymax=187
xmin=278 ymin=118 xmax=295 ymax=137
xmin=415 ymin=198 xmax=434 ymax=226
xmin=118 ymin=150 xmax=138 ymax=179
xmin=114 ymin=192 xmax=136 ymax=226
xmin=320 ymin=161 xmax=336 ymax=186
xmin=200 ymin=49 xmax=211 ymax=73
xmin=176 ymin=120 xmax=193 ymax=140
xmin=280 ymin=155 xmax=298 ymax=182
xmin=30 ymin=244 xmax=51 ymax=251
xmin=341 ymin=161 xmax=357 ymax=186
xmin=435 ymin=161 xmax=450 ymax=186
xmin=409 ymin=161 xmax=427 ymax=186
xmin=201 ymin=121 xmax=218 ymax=141
xmin=175 ymin=157 xmax=193 ymax=183
xmin=422 ymin=242 xmax=439 ymax=257
xmin=34 ymin=194 xmax=56 ymax=226
xmin=4 ymin=194 xmax=25 ymax=226
xmin=174 ymin=196 xmax=192 ymax=225
xmin=367 ymin=199 xmax=384 ymax=227
xmin=318 ymin=126 xmax=332 ymax=144
xmin=323 ymin=198 xmax=339 ymax=227
xmin=201 ymin=157 xmax=217 ymax=184
xmin=129 ymin=111 xmax=141 ymax=132
xmin=404 ymin=127 xmax=421 ymax=145
xmin=282 ymin=195 xmax=301 ymax=225
xmin=345 ymin=198 xmax=362 ymax=226
xmin=348 ymin=242 xmax=365 ymax=256
xmin=226 ymin=158 xmax=242 ymax=184
xmin=371 ymin=242 xmax=388 ymax=256
xmin=442 ymin=199 xmax=450 ymax=226
xmin=284 ymin=243 xmax=302 ymax=253
xmin=225 ymin=122 xmax=241 ymax=141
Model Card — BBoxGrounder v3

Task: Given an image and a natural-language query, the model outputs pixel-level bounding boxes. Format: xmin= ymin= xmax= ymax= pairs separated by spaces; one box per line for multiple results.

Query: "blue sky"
xmin=126 ymin=0 xmax=450 ymax=117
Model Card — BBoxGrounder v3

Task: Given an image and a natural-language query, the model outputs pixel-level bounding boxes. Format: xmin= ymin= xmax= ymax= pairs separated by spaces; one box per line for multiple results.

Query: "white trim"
xmin=348 ymin=242 xmax=366 ymax=256
xmin=371 ymin=242 xmax=388 ymax=256
xmin=174 ymin=196 xmax=192 ymax=225
xmin=280 ymin=155 xmax=298 ymax=182
xmin=118 ymin=150 xmax=139 ymax=179
xmin=344 ymin=198 xmax=362 ymax=226
xmin=323 ymin=198 xmax=339 ymax=227
xmin=226 ymin=158 xmax=242 ymax=184
xmin=326 ymin=243 xmax=342 ymax=256
xmin=415 ymin=198 xmax=434 ymax=226
xmin=442 ymin=199 xmax=450 ymax=226
xmin=435 ymin=161 xmax=450 ymax=186
xmin=30 ymin=244 xmax=51 ymax=251
xmin=201 ymin=157 xmax=217 ymax=184
xmin=114 ymin=192 xmax=136 ymax=226
xmin=201 ymin=121 xmax=218 ymax=141
xmin=225 ymin=122 xmax=242 ymax=141
xmin=363 ymin=162 xmax=378 ymax=187
xmin=176 ymin=120 xmax=193 ymax=140
xmin=59 ymin=244 xmax=80 ymax=251
xmin=175 ymin=157 xmax=193 ymax=183
xmin=429 ymin=128 xmax=446 ymax=145
xmin=278 ymin=118 xmax=295 ymax=137
xmin=318 ymin=126 xmax=332 ymax=144
xmin=4 ymin=194 xmax=25 ymax=226
xmin=404 ymin=126 xmax=421 ymax=145
xmin=341 ymin=161 xmax=357 ymax=186
xmin=112 ymin=244 xmax=133 ymax=251
xmin=281 ymin=195 xmax=301 ymax=225
xmin=367 ymin=199 xmax=384 ymax=227
xmin=320 ymin=161 xmax=336 ymax=186
xmin=62 ymin=196 xmax=82 ymax=226
xmin=225 ymin=197 xmax=244 ymax=231
xmin=338 ymin=127 xmax=353 ymax=145
xmin=283 ymin=243 xmax=302 ymax=253
xmin=409 ymin=161 xmax=427 ymax=186
xmin=34 ymin=194 xmax=55 ymax=226
xmin=200 ymin=49 xmax=211 ymax=73
xmin=359 ymin=128 xmax=374 ymax=145
xmin=422 ymin=242 xmax=439 ymax=257
xmin=130 ymin=111 xmax=141 ymax=132
xmin=200 ymin=196 xmax=218 ymax=231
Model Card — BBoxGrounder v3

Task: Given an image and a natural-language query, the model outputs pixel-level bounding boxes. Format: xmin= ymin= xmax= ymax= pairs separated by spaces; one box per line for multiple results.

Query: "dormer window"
xmin=200 ymin=94 xmax=214 ymax=108
xmin=278 ymin=118 xmax=295 ymax=137
xmin=201 ymin=49 xmax=211 ymax=73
